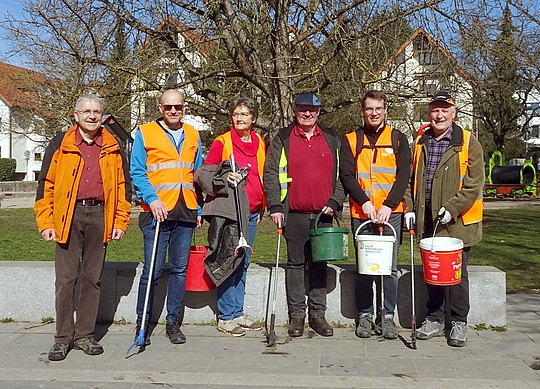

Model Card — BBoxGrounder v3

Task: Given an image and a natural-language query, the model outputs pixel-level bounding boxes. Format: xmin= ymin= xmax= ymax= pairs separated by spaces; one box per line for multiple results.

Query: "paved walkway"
xmin=0 ymin=294 xmax=538 ymax=388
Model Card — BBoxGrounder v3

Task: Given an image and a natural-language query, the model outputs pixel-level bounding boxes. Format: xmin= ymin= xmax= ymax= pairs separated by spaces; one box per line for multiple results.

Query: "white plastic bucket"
xmin=355 ymin=234 xmax=395 ymax=275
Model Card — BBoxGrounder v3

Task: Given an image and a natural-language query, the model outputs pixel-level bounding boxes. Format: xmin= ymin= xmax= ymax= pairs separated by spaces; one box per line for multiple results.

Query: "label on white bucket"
xmin=356 ymin=235 xmax=394 ymax=276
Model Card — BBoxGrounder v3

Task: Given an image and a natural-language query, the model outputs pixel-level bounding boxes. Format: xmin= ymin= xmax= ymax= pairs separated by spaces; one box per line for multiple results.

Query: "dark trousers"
xmin=425 ymin=247 xmax=470 ymax=323
xmin=352 ymin=214 xmax=402 ymax=319
xmin=283 ymin=212 xmax=331 ymax=319
xmin=424 ymin=206 xmax=470 ymax=323
xmin=54 ymin=205 xmax=106 ymax=343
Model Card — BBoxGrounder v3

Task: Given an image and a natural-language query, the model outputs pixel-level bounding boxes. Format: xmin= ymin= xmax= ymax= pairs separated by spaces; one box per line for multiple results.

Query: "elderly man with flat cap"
xmin=406 ymin=91 xmax=484 ymax=347
xmin=264 ymin=92 xmax=345 ymax=338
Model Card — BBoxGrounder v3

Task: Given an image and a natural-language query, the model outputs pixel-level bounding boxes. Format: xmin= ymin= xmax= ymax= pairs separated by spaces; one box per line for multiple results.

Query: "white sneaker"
xmin=217 ymin=320 xmax=245 ymax=337
xmin=233 ymin=316 xmax=263 ymax=331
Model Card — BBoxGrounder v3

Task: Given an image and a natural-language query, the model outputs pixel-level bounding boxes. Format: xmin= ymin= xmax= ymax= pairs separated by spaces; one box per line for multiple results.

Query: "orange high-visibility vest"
xmin=216 ymin=130 xmax=266 ymax=208
xmin=345 ymin=125 xmax=404 ymax=219
xmin=413 ymin=128 xmax=482 ymax=225
xmin=216 ymin=131 xmax=265 ymax=184
xmin=139 ymin=122 xmax=199 ymax=211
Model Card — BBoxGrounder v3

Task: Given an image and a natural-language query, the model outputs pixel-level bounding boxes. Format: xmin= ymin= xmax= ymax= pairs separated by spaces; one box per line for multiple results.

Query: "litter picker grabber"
xmin=127 ymin=220 xmax=160 ymax=355
xmin=378 ymin=225 xmax=386 ymax=338
xmin=230 ymin=153 xmax=253 ymax=255
xmin=407 ymin=217 xmax=417 ymax=349
xmin=265 ymin=219 xmax=282 ymax=347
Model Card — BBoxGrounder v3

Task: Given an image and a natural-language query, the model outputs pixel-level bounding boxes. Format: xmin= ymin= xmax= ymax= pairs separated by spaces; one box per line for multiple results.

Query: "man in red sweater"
xmin=264 ymin=93 xmax=345 ymax=337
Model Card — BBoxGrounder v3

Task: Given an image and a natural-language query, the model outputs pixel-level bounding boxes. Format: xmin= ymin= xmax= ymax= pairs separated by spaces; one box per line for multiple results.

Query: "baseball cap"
xmin=294 ymin=92 xmax=321 ymax=106
xmin=429 ymin=91 xmax=455 ymax=105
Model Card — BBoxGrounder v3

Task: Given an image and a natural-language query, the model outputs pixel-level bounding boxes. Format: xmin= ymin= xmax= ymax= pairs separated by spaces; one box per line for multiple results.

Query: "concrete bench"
xmin=0 ymin=262 xmax=505 ymax=327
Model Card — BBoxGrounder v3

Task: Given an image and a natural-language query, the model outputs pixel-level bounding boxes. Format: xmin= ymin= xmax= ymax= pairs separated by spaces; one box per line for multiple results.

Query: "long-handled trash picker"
xmin=266 ymin=219 xmax=282 ymax=347
xmin=127 ymin=220 xmax=160 ymax=355
xmin=407 ymin=216 xmax=417 ymax=349
xmin=378 ymin=225 xmax=386 ymax=338
xmin=230 ymin=153 xmax=252 ymax=255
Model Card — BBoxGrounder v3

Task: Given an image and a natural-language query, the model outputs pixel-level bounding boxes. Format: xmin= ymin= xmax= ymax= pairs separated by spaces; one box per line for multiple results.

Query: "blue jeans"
xmin=136 ymin=220 xmax=194 ymax=324
xmin=217 ymin=211 xmax=258 ymax=320
xmin=352 ymin=214 xmax=402 ymax=319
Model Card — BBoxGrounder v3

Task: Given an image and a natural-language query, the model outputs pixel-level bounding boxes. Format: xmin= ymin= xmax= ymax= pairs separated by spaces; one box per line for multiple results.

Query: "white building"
xmin=0 ymin=62 xmax=47 ymax=181
xmin=130 ymin=18 xmax=212 ymax=135
xmin=374 ymin=28 xmax=476 ymax=139
xmin=519 ymin=88 xmax=540 ymax=153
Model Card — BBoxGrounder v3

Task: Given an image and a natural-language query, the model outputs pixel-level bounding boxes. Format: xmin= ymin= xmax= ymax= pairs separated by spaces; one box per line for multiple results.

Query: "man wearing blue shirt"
xmin=131 ymin=89 xmax=202 ymax=345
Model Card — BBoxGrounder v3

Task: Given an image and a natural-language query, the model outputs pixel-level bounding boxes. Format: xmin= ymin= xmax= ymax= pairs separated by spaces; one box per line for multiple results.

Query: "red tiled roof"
xmin=0 ymin=62 xmax=47 ymax=108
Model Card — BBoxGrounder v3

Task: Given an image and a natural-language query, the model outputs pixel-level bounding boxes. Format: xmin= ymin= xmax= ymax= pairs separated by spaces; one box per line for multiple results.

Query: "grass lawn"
xmin=1 ymin=206 xmax=539 ymax=293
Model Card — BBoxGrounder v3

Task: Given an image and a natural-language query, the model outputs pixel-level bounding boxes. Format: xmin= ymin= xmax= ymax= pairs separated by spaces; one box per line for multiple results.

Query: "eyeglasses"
xmin=76 ymin=109 xmax=102 ymax=116
xmin=232 ymin=112 xmax=251 ymax=118
xmin=363 ymin=107 xmax=385 ymax=114
xmin=161 ymin=104 xmax=185 ymax=111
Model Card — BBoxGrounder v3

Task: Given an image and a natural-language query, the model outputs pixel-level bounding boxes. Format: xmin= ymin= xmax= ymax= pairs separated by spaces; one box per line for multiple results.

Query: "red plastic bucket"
xmin=419 ymin=237 xmax=463 ymax=286
xmin=186 ymin=245 xmax=215 ymax=291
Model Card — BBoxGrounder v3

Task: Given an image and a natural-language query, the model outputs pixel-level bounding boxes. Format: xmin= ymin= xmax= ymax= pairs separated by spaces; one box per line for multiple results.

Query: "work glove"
xmin=437 ymin=207 xmax=452 ymax=224
xmin=404 ymin=212 xmax=415 ymax=230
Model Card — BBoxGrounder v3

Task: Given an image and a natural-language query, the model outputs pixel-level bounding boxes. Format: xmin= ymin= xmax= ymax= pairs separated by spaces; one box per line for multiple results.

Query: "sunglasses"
xmin=161 ymin=104 xmax=184 ymax=111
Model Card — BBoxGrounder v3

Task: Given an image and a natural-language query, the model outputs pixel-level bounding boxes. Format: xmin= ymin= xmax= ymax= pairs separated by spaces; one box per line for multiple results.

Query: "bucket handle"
xmin=354 ymin=220 xmax=397 ymax=241
xmin=311 ymin=211 xmax=340 ymax=236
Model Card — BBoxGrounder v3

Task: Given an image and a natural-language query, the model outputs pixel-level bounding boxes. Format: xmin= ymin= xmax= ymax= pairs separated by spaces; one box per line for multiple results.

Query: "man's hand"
xmin=41 ymin=228 xmax=56 ymax=242
xmin=150 ymin=200 xmax=168 ymax=222
xmin=112 ymin=228 xmax=125 ymax=240
xmin=361 ymin=201 xmax=377 ymax=222
xmin=437 ymin=207 xmax=452 ymax=224
xmin=196 ymin=216 xmax=202 ymax=228
xmin=270 ymin=212 xmax=284 ymax=228
xmin=321 ymin=206 xmax=334 ymax=216
xmin=404 ymin=212 xmax=416 ymax=230
xmin=376 ymin=205 xmax=392 ymax=224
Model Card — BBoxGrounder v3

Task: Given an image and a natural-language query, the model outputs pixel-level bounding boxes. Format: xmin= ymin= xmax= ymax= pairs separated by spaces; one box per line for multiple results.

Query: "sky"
xmin=0 ymin=0 xmax=26 ymax=67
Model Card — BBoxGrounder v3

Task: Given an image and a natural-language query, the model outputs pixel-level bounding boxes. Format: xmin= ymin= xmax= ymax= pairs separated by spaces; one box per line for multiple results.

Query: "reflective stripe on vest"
xmin=139 ymin=122 xmax=199 ymax=211
xmin=278 ymin=147 xmax=292 ymax=202
xmin=345 ymin=126 xmax=404 ymax=219
xmin=413 ymin=128 xmax=482 ymax=225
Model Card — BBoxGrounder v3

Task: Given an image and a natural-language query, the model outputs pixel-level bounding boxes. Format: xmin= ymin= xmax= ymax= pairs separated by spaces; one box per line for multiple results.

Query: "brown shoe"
xmin=310 ymin=317 xmax=333 ymax=337
xmin=288 ymin=318 xmax=305 ymax=337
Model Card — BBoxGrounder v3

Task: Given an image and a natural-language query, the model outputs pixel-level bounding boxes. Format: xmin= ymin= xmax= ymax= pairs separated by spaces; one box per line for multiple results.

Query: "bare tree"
xmin=2 ymin=0 xmax=446 ymax=140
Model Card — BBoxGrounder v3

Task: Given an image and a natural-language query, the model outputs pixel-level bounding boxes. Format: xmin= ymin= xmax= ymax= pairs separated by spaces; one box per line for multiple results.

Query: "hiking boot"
xmin=309 ymin=317 xmax=333 ymax=337
xmin=417 ymin=319 xmax=445 ymax=340
xmin=233 ymin=315 xmax=263 ymax=331
xmin=447 ymin=321 xmax=467 ymax=347
xmin=355 ymin=315 xmax=373 ymax=338
xmin=288 ymin=318 xmax=305 ymax=337
xmin=217 ymin=319 xmax=245 ymax=337
xmin=48 ymin=342 xmax=71 ymax=361
xmin=166 ymin=322 xmax=187 ymax=344
xmin=73 ymin=337 xmax=103 ymax=355
xmin=382 ymin=318 xmax=398 ymax=339
xmin=134 ymin=324 xmax=151 ymax=346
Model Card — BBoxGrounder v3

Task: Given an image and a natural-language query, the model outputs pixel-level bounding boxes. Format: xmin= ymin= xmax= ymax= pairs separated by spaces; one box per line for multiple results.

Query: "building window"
xmin=416 ymin=39 xmax=439 ymax=65
xmin=34 ymin=153 xmax=42 ymax=161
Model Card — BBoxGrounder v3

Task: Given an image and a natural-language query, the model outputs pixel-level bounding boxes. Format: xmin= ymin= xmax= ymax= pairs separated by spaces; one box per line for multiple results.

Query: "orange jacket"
xmin=35 ymin=125 xmax=132 ymax=243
